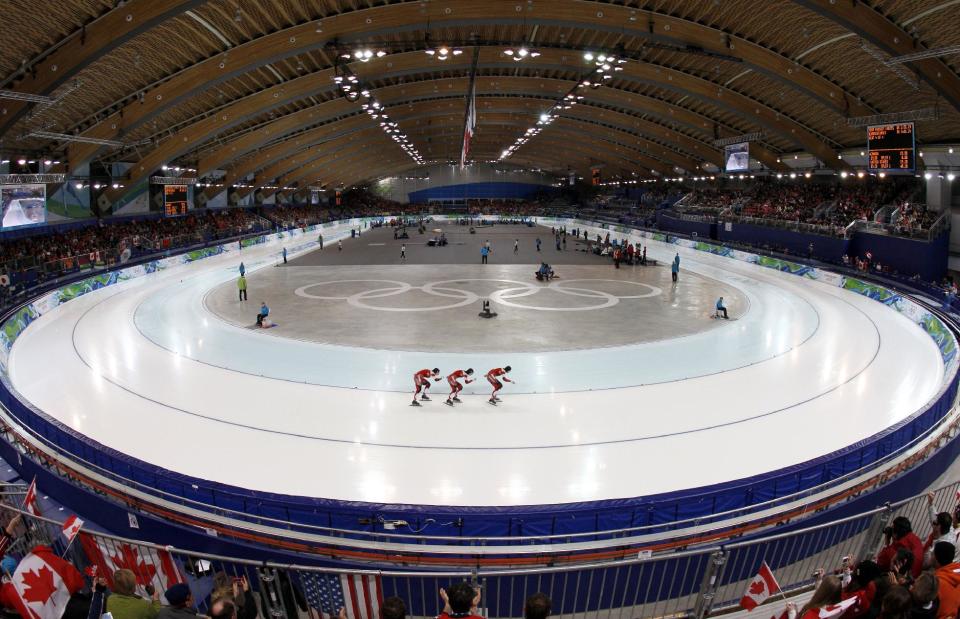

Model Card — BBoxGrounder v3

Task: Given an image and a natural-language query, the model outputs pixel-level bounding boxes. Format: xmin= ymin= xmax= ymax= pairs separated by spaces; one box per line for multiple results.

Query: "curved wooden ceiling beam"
xmin=234 ymin=104 xmax=704 ymax=195
xmin=251 ymin=116 xmax=682 ymax=199
xmin=83 ymin=51 xmax=793 ymax=189
xmin=189 ymin=66 xmax=788 ymax=187
xmin=280 ymin=127 xmax=660 ymax=193
xmin=53 ymin=1 xmax=868 ymax=175
xmin=0 ymin=0 xmax=205 ymax=136
xmin=793 ymin=0 xmax=960 ymax=112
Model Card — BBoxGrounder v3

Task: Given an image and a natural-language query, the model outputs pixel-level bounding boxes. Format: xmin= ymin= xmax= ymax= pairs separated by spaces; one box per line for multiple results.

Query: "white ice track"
xmin=7 ymin=232 xmax=946 ymax=507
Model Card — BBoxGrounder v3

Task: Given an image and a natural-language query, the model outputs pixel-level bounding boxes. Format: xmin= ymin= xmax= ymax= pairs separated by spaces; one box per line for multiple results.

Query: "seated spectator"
xmin=933 ymin=542 xmax=960 ymax=619
xmin=878 ymin=517 xmax=924 ymax=578
xmin=106 ymin=568 xmax=161 ymax=619
xmin=524 ymin=593 xmax=551 ymax=619
xmin=438 ymin=582 xmax=482 ymax=619
xmin=157 ymin=584 xmax=196 ymax=619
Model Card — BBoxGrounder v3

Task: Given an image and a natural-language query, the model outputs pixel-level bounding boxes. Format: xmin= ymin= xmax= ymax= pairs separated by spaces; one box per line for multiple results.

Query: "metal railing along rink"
xmin=0 ymin=481 xmax=956 ymax=619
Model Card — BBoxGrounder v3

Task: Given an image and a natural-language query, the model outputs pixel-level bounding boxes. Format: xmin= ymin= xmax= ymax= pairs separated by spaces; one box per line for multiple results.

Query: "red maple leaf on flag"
xmin=20 ymin=566 xmax=56 ymax=605
xmin=749 ymin=580 xmax=767 ymax=596
xmin=108 ymin=545 xmax=157 ymax=586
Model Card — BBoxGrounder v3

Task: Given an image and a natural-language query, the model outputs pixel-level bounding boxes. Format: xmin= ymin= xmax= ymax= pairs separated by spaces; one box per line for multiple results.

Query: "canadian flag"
xmin=60 ymin=516 xmax=83 ymax=544
xmin=817 ymin=596 xmax=859 ymax=618
xmin=22 ymin=478 xmax=40 ymax=516
xmin=0 ymin=546 xmax=84 ymax=619
xmin=80 ymin=533 xmax=182 ymax=601
xmin=740 ymin=561 xmax=781 ymax=611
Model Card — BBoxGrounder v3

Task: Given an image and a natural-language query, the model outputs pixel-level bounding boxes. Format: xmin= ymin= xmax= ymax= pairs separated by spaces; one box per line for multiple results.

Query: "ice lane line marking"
xmin=66 ymin=281 xmax=884 ymax=451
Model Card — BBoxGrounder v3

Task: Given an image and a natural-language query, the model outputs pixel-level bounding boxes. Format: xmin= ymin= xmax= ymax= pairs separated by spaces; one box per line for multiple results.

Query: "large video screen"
xmin=163 ymin=185 xmax=188 ymax=216
xmin=867 ymin=123 xmax=915 ymax=172
xmin=724 ymin=142 xmax=749 ymax=172
xmin=1 ymin=184 xmax=46 ymax=230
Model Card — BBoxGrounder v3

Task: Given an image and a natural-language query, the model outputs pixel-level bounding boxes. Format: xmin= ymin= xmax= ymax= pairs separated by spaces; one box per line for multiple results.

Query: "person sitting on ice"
xmin=536 ymin=263 xmax=554 ymax=281
xmin=715 ymin=297 xmax=729 ymax=320
xmin=256 ymin=302 xmax=270 ymax=327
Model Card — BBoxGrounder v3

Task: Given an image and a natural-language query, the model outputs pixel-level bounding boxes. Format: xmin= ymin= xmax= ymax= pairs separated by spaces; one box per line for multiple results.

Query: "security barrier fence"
xmin=0 ymin=481 xmax=956 ymax=619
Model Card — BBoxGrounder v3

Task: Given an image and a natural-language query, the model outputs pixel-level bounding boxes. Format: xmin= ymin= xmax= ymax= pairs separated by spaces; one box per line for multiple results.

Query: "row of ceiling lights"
xmin=333 ymin=72 xmax=425 ymax=165
xmin=499 ymin=53 xmax=624 ymax=161
xmin=1 ymin=158 xmax=61 ymax=165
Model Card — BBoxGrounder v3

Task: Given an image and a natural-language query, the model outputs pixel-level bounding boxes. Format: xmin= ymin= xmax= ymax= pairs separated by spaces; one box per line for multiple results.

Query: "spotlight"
xmin=584 ymin=52 xmax=594 ymax=61
xmin=924 ymin=172 xmax=933 ymax=180
xmin=949 ymin=174 xmax=956 ymax=182
xmin=43 ymin=159 xmax=51 ymax=165
xmin=857 ymin=171 xmax=865 ymax=178
xmin=841 ymin=171 xmax=848 ymax=178
xmin=16 ymin=158 xmax=25 ymax=165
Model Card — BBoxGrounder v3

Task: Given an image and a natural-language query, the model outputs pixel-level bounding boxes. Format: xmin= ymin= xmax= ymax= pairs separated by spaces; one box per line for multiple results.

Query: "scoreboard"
xmin=163 ymin=185 xmax=189 ymax=216
xmin=867 ymin=123 xmax=915 ymax=172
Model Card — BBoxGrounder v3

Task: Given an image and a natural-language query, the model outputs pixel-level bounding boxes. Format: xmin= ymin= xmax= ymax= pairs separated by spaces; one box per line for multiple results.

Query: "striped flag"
xmin=301 ymin=572 xmax=383 ymax=619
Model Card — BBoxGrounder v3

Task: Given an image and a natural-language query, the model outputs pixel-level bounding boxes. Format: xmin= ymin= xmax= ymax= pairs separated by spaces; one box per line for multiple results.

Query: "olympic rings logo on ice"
xmin=293 ymin=278 xmax=662 ymax=312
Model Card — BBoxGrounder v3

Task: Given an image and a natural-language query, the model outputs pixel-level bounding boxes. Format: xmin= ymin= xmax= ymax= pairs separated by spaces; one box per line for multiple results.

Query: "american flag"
xmin=301 ymin=573 xmax=383 ymax=619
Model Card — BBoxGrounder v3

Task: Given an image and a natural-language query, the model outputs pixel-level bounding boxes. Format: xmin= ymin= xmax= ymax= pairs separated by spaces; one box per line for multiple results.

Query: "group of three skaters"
xmin=412 ymin=366 xmax=513 ymax=406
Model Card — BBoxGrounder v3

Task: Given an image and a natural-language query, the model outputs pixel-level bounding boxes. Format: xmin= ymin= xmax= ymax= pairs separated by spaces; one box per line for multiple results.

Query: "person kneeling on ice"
xmin=445 ymin=368 xmax=474 ymax=406
xmin=256 ymin=302 xmax=270 ymax=327
xmin=486 ymin=366 xmax=514 ymax=405
xmin=412 ymin=368 xmax=441 ymax=406
xmin=715 ymin=297 xmax=728 ymax=319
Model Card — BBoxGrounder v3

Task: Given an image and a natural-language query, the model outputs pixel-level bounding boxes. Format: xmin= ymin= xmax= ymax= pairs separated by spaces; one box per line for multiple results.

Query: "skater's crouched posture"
xmin=485 ymin=366 xmax=513 ymax=405
xmin=412 ymin=368 xmax=441 ymax=406
xmin=445 ymin=369 xmax=474 ymax=406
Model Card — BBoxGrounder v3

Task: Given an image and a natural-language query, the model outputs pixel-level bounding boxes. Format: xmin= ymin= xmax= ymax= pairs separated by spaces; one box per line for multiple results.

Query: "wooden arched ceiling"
xmin=1 ymin=0 xmax=958 ymax=202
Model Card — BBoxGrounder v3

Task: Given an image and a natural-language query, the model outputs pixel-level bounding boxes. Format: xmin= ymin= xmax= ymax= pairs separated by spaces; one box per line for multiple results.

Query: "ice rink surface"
xmin=7 ymin=225 xmax=945 ymax=507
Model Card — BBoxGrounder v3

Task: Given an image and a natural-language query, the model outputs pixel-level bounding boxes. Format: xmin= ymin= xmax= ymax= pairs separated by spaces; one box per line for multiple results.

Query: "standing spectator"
xmin=880 ymin=586 xmax=912 ymax=619
xmin=158 ymin=584 xmax=197 ymax=619
xmin=878 ymin=517 xmax=925 ymax=578
xmin=106 ymin=569 xmax=161 ymax=619
xmin=524 ymin=593 xmax=551 ymax=619
xmin=514 ymin=239 xmax=519 ymax=254
xmin=437 ymin=583 xmax=482 ymax=619
xmin=318 ymin=233 xmax=324 ymax=249
xmin=909 ymin=572 xmax=939 ymax=619
xmin=536 ymin=238 xmax=541 ymax=252
xmin=400 ymin=244 xmax=406 ymax=262
xmin=282 ymin=247 xmax=287 ymax=264
xmin=381 ymin=597 xmax=407 ymax=619
xmin=237 ymin=275 xmax=247 ymax=302
xmin=671 ymin=253 xmax=680 ymax=283
xmin=338 ymin=239 xmax=342 ymax=251
xmin=481 ymin=245 xmax=490 ymax=264
xmin=924 ymin=493 xmax=959 ymax=566
xmin=238 ymin=262 xmax=245 ymax=276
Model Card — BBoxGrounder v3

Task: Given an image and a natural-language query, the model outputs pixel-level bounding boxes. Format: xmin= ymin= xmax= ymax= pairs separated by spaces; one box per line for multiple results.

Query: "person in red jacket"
xmin=877 ymin=517 xmax=925 ymax=578
xmin=485 ymin=366 xmax=513 ymax=405
xmin=445 ymin=369 xmax=474 ymax=406
xmin=411 ymin=368 xmax=441 ymax=406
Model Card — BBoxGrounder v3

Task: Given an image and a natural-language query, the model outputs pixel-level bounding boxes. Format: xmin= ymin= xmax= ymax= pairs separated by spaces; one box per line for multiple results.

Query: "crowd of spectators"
xmin=0 ymin=209 xmax=264 ymax=275
xmin=695 ymin=179 xmax=926 ymax=232
xmin=785 ymin=499 xmax=960 ymax=619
